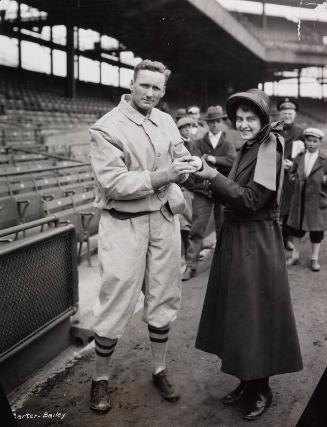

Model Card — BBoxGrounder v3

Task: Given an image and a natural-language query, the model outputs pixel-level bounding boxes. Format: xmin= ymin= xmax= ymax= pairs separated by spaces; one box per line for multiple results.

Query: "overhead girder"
xmin=4 ymin=0 xmax=327 ymax=98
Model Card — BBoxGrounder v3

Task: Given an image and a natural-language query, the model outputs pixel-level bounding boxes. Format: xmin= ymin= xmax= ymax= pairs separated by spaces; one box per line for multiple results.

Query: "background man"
xmin=176 ymin=116 xmax=195 ymax=263
xmin=175 ymin=107 xmax=187 ymax=122
xmin=187 ymin=105 xmax=207 ymax=142
xmin=277 ymin=98 xmax=305 ymax=251
xmin=182 ymin=105 xmax=236 ymax=281
xmin=89 ymin=59 xmax=196 ymax=413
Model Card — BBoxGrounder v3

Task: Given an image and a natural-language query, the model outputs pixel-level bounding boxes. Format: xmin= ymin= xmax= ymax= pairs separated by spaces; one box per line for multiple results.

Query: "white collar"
xmin=209 ymin=131 xmax=221 ymax=139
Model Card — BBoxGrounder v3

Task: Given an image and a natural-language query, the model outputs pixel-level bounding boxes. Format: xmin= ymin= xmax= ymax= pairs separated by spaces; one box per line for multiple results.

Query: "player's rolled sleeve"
xmin=90 ymin=127 xmax=154 ymax=200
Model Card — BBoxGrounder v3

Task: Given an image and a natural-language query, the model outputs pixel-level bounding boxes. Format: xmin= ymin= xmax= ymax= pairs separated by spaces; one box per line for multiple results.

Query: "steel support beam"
xmin=75 ymin=27 xmax=80 ymax=80
xmin=17 ymin=1 xmax=22 ymax=69
xmin=50 ymin=26 xmax=53 ymax=75
xmin=66 ymin=24 xmax=76 ymax=98
xmin=186 ymin=0 xmax=266 ymax=60
xmin=262 ymin=1 xmax=267 ymax=29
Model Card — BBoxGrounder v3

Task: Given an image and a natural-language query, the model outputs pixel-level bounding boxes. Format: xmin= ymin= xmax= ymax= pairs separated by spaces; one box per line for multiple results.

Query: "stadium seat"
xmin=42 ymin=196 xmax=91 ymax=265
xmin=0 ymin=197 xmax=20 ymax=230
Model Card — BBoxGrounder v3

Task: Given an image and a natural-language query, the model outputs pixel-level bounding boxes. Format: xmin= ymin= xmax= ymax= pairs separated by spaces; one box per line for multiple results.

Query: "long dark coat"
xmin=287 ymin=151 xmax=327 ymax=231
xmin=280 ymin=123 xmax=304 ymax=217
xmin=195 ymin=132 xmax=303 ymax=380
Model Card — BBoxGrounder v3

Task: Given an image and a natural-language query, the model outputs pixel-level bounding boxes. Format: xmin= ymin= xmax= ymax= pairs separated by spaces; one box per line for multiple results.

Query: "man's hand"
xmin=194 ymin=158 xmax=218 ymax=180
xmin=150 ymin=156 xmax=198 ymax=190
xmin=284 ymin=159 xmax=293 ymax=170
xmin=167 ymin=155 xmax=197 ymax=182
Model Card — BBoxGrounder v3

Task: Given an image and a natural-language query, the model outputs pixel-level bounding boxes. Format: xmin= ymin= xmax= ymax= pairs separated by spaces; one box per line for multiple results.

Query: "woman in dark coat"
xmin=195 ymin=89 xmax=303 ymax=421
xmin=286 ymin=127 xmax=327 ymax=272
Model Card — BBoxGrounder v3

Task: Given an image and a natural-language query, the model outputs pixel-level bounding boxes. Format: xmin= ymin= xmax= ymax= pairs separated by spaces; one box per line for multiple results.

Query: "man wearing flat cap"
xmin=277 ymin=98 xmax=305 ymax=251
xmin=182 ymin=105 xmax=236 ymax=281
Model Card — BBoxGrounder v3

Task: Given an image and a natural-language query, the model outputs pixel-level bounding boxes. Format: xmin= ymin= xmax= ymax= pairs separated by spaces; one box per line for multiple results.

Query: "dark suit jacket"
xmin=280 ymin=123 xmax=304 ymax=216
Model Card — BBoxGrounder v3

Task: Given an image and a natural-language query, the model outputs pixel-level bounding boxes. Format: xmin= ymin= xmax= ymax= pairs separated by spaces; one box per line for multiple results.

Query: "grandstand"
xmin=1 ymin=0 xmax=327 ymax=396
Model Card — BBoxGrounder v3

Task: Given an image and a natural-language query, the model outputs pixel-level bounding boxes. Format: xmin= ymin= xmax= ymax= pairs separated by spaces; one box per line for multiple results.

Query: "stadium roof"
xmin=4 ymin=0 xmax=327 ymax=101
xmin=237 ymin=0 xmax=321 ymax=7
xmin=5 ymin=0 xmax=266 ymax=97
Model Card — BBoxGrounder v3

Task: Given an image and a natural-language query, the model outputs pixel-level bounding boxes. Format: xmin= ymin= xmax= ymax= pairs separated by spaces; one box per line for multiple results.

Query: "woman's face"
xmin=235 ymin=106 xmax=262 ymax=142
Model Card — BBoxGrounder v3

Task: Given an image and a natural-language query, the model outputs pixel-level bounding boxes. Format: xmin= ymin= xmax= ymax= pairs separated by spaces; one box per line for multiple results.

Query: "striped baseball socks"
xmin=148 ymin=324 xmax=169 ymax=375
xmin=93 ymin=334 xmax=118 ymax=381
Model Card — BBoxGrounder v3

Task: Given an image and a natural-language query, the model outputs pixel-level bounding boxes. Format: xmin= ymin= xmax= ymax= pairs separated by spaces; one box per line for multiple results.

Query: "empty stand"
xmin=0 ymin=65 xmax=118 ymax=143
xmin=0 ymin=161 xmax=98 ymax=264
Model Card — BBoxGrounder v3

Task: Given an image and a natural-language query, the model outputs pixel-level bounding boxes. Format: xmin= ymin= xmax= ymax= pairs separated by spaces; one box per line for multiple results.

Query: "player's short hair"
xmin=133 ymin=59 xmax=171 ymax=83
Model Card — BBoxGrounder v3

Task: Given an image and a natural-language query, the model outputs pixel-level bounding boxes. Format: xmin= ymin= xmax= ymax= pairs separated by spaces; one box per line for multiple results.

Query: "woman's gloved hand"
xmin=194 ymin=157 xmax=219 ymax=180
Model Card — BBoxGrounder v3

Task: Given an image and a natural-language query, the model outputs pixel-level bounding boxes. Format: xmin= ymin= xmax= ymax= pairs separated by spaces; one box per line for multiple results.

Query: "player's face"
xmin=235 ymin=107 xmax=262 ymax=141
xmin=179 ymin=124 xmax=192 ymax=139
xmin=280 ymin=108 xmax=296 ymax=125
xmin=305 ymin=135 xmax=321 ymax=153
xmin=130 ymin=69 xmax=166 ymax=114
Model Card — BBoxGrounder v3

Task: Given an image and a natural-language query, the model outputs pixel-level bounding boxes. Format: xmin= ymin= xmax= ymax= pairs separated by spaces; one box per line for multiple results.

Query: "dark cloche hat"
xmin=204 ymin=105 xmax=227 ymax=121
xmin=226 ymin=88 xmax=270 ymax=124
xmin=277 ymin=97 xmax=298 ymax=111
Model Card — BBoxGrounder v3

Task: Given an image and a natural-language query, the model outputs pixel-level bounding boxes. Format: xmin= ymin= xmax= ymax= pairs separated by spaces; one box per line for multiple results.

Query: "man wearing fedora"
xmin=175 ymin=108 xmax=187 ymax=122
xmin=277 ymin=98 xmax=305 ymax=251
xmin=182 ymin=105 xmax=236 ymax=281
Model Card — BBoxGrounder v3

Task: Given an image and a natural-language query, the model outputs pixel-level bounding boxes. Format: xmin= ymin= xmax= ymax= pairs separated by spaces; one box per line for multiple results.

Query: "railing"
xmin=0 ymin=221 xmax=78 ymax=364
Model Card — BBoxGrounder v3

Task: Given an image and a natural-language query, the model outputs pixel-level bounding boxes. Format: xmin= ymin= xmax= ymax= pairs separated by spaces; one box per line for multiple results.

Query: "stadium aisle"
xmin=9 ymin=239 xmax=327 ymax=427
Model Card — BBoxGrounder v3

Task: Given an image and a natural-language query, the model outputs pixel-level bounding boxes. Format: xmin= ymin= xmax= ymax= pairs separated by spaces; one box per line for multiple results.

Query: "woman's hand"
xmin=194 ymin=158 xmax=219 ymax=180
xmin=203 ymin=154 xmax=216 ymax=165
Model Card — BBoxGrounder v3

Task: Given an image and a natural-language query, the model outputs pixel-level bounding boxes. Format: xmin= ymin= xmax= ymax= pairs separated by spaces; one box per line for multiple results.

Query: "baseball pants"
xmin=92 ymin=210 xmax=182 ymax=339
